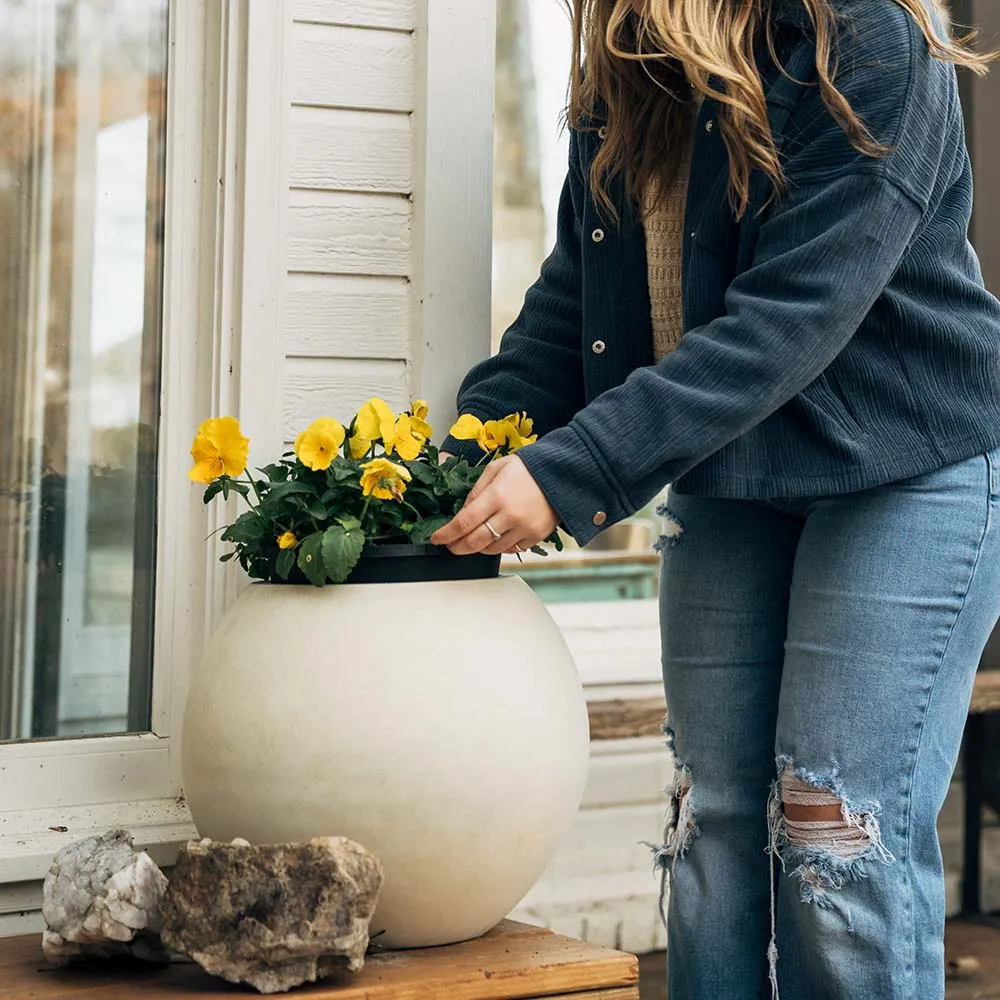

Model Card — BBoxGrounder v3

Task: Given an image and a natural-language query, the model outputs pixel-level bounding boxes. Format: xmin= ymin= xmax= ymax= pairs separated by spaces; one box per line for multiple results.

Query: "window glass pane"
xmin=493 ymin=0 xmax=662 ymax=603
xmin=0 ymin=0 xmax=168 ymax=740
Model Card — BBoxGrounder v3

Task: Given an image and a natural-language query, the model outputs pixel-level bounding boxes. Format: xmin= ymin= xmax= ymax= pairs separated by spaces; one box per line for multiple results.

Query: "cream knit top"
xmin=644 ymin=138 xmax=694 ymax=361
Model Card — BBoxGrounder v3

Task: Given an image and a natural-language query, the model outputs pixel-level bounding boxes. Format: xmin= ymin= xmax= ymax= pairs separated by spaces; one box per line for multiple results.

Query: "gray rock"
xmin=161 ymin=836 xmax=383 ymax=994
xmin=41 ymin=829 xmax=170 ymax=965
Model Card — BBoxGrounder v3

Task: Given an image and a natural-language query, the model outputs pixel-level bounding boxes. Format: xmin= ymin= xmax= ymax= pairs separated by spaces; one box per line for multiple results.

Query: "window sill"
xmin=0 ymin=795 xmax=196 ymax=886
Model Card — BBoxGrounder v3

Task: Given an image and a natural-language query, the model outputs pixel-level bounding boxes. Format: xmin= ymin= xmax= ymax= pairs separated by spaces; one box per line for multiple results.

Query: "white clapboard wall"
xmin=285 ymin=0 xmax=416 ymax=438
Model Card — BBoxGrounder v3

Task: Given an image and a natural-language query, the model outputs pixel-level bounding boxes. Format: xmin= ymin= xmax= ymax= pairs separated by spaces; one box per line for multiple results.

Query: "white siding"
xmin=284 ymin=7 xmax=416 ymax=439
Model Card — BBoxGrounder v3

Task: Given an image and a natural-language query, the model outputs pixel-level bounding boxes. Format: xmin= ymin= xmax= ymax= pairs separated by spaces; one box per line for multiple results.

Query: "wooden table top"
xmin=0 ymin=920 xmax=640 ymax=1000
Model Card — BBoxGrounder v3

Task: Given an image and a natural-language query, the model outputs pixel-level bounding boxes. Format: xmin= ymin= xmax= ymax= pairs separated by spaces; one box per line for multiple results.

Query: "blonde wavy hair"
xmin=568 ymin=0 xmax=994 ymax=219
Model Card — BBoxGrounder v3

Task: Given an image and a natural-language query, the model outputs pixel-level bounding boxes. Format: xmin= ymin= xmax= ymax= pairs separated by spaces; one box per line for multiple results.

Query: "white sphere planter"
xmin=182 ymin=569 xmax=590 ymax=949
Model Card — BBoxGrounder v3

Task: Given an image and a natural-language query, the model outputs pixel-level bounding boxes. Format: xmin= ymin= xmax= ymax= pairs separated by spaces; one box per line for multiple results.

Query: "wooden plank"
xmin=588 ymin=698 xmax=666 ymax=742
xmin=284 ymin=357 xmax=410 ymax=440
xmin=971 ymin=670 xmax=1000 ymax=714
xmin=0 ymin=920 xmax=639 ymax=999
xmin=291 ymin=22 xmax=414 ymax=112
xmin=287 ymin=190 xmax=411 ymax=277
xmin=290 ymin=107 xmax=412 ymax=193
xmin=293 ymin=0 xmax=416 ymax=31
xmin=285 ymin=274 xmax=410 ymax=360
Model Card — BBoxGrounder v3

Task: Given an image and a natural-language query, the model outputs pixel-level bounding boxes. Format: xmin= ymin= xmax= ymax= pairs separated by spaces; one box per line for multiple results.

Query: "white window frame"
xmin=0 ymin=0 xmax=288 ymax=921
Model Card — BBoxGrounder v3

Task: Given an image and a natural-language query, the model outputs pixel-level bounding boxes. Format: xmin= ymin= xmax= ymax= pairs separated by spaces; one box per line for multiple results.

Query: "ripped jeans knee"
xmin=767 ymin=757 xmax=895 ymax=905
xmin=765 ymin=757 xmax=896 ymax=998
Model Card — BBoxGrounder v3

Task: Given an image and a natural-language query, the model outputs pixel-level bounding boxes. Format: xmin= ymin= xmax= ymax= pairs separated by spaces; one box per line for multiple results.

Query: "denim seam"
xmin=898 ymin=460 xmax=993 ymax=998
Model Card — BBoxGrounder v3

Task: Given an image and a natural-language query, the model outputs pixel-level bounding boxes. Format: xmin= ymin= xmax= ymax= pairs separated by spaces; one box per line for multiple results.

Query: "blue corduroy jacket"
xmin=441 ymin=0 xmax=1000 ymax=545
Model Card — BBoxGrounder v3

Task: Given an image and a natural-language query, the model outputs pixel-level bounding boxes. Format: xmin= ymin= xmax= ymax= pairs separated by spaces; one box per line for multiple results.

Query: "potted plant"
xmin=181 ymin=400 xmax=590 ymax=949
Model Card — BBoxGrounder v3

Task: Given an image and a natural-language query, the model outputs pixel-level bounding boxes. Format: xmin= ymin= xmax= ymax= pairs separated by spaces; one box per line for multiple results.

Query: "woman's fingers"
xmin=430 ymin=486 xmax=502 ymax=548
xmin=485 ymin=531 xmax=535 ymax=557
xmin=464 ymin=458 xmax=503 ymax=504
xmin=430 ymin=453 xmax=555 ymax=556
xmin=449 ymin=519 xmax=511 ymax=556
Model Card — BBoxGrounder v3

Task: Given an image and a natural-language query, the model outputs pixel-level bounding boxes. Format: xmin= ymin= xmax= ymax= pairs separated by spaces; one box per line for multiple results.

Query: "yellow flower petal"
xmin=348 ymin=434 xmax=371 ymax=460
xmin=277 ymin=531 xmax=298 ymax=550
xmin=390 ymin=413 xmax=426 ymax=461
xmin=411 ymin=399 xmax=429 ymax=420
xmin=481 ymin=420 xmax=511 ymax=452
xmin=188 ymin=459 xmax=223 ymax=484
xmin=410 ymin=415 xmax=433 ymax=440
xmin=450 ymin=414 xmax=484 ymax=441
xmin=295 ymin=417 xmax=346 ymax=471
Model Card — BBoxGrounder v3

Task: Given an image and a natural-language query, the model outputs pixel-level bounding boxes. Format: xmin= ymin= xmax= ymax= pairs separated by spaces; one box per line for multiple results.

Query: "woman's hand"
xmin=430 ymin=455 xmax=559 ymax=556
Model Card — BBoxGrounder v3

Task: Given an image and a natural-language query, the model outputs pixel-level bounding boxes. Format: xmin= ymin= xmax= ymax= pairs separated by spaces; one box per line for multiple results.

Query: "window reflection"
xmin=0 ymin=0 xmax=168 ymax=740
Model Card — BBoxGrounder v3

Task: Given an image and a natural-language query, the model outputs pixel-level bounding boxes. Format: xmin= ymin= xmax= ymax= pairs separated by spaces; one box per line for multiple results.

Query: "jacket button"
xmin=591 ymin=340 xmax=606 ymax=355
xmin=598 ymin=126 xmax=608 ymax=139
xmin=592 ymin=228 xmax=605 ymax=243
xmin=592 ymin=511 xmax=608 ymax=527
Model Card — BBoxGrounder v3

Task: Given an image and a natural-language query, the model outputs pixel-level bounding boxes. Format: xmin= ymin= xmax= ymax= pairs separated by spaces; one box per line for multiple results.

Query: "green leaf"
xmin=258 ymin=463 xmax=290 ymax=483
xmin=530 ymin=545 xmax=548 ymax=557
xmin=407 ymin=462 xmax=437 ymax=486
xmin=321 ymin=525 xmax=365 ymax=583
xmin=297 ymin=532 xmax=328 ymax=586
xmin=329 ymin=457 xmax=360 ymax=483
xmin=264 ymin=480 xmax=316 ymax=502
xmin=219 ymin=550 xmax=237 ymax=563
xmin=307 ymin=502 xmax=328 ymax=520
xmin=276 ymin=548 xmax=297 ymax=580
xmin=337 ymin=516 xmax=362 ymax=531
xmin=221 ymin=511 xmax=269 ymax=545
xmin=408 ymin=514 xmax=451 ymax=544
xmin=221 ymin=477 xmax=231 ymax=500
xmin=202 ymin=479 xmax=225 ymax=504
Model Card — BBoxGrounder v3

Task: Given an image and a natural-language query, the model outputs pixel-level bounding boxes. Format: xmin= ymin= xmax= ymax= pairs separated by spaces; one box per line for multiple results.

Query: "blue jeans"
xmin=656 ymin=447 xmax=1000 ymax=1000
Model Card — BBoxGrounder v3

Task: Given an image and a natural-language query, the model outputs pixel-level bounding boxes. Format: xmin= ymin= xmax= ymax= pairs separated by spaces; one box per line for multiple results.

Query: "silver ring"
xmin=484 ymin=519 xmax=502 ymax=541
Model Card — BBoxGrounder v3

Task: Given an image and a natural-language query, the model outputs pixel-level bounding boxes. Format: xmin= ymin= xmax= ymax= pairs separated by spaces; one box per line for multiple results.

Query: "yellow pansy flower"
xmin=392 ymin=413 xmax=428 ymax=461
xmin=188 ymin=416 xmax=250 ymax=483
xmin=354 ymin=398 xmax=397 ymax=449
xmin=360 ymin=457 xmax=412 ymax=501
xmin=407 ymin=400 xmax=433 ymax=441
xmin=502 ymin=411 xmax=537 ymax=450
xmin=449 ymin=414 xmax=510 ymax=452
xmin=295 ymin=417 xmax=346 ymax=471
xmin=277 ymin=531 xmax=298 ymax=550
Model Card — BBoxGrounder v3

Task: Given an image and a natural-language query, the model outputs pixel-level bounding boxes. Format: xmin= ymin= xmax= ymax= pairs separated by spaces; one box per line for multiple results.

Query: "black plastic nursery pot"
xmin=348 ymin=543 xmax=501 ymax=584
xmin=260 ymin=543 xmax=502 ymax=586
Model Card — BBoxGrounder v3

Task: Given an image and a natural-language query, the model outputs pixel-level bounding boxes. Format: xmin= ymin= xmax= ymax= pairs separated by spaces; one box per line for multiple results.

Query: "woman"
xmin=432 ymin=1 xmax=1000 ymax=997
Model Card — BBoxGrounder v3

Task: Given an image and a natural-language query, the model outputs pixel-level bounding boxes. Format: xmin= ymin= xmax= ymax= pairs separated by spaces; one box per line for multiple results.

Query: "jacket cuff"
xmin=516 ymin=424 xmax=633 ymax=546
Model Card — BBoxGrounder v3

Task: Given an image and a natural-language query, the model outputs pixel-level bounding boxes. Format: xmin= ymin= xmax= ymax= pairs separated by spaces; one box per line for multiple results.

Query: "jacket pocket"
xmin=801 ymin=372 xmax=868 ymax=442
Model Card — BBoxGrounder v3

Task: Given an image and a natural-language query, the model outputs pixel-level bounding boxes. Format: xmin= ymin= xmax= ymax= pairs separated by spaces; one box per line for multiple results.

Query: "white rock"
xmin=41 ymin=829 xmax=170 ymax=965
